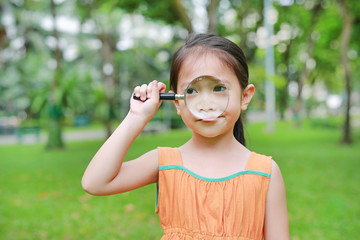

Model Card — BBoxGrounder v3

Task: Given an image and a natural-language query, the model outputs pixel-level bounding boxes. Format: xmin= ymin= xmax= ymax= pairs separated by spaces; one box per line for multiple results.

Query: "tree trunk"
xmin=234 ymin=1 xmax=263 ymax=62
xmin=294 ymin=0 xmax=323 ymax=123
xmin=337 ymin=0 xmax=353 ymax=144
xmin=47 ymin=0 xmax=64 ymax=149
xmin=105 ymin=120 xmax=113 ymax=138
xmin=0 ymin=13 xmax=7 ymax=69
xmin=207 ymin=0 xmax=218 ymax=34
xmin=173 ymin=0 xmax=193 ymax=33
xmin=99 ymin=34 xmax=117 ymax=138
xmin=0 ymin=4 xmax=8 ymax=51
xmin=47 ymin=104 xmax=64 ymax=149
xmin=279 ymin=40 xmax=292 ymax=120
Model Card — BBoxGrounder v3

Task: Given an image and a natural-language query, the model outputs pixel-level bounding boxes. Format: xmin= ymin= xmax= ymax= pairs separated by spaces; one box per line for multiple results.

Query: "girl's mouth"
xmin=199 ymin=118 xmax=218 ymax=123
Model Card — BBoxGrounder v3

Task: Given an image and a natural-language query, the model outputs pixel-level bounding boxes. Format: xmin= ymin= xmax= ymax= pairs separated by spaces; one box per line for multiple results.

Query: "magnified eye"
xmin=186 ymin=88 xmax=198 ymax=94
xmin=214 ymin=85 xmax=227 ymax=92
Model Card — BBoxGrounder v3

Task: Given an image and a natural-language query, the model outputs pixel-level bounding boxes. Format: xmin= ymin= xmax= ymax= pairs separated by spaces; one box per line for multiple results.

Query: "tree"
xmin=45 ymin=0 xmax=65 ymax=149
xmin=294 ymin=0 xmax=324 ymax=122
xmin=220 ymin=0 xmax=264 ymax=61
xmin=3 ymin=0 xmax=95 ymax=148
xmin=0 ymin=4 xmax=8 ymax=52
xmin=140 ymin=0 xmax=194 ymax=33
xmin=273 ymin=0 xmax=325 ymax=123
xmin=75 ymin=1 xmax=139 ymax=137
xmin=74 ymin=0 xmax=197 ymax=137
xmin=0 ymin=1 xmax=49 ymax=119
xmin=337 ymin=0 xmax=353 ymax=144
xmin=207 ymin=0 xmax=218 ymax=34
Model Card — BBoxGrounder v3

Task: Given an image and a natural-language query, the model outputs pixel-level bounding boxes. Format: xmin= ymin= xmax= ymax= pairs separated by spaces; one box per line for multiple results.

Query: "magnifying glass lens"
xmin=185 ymin=76 xmax=229 ymax=121
xmin=132 ymin=75 xmax=229 ymax=121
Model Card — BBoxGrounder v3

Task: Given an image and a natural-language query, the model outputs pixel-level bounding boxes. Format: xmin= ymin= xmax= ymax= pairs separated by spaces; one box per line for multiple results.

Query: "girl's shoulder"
xmin=249 ymin=152 xmax=284 ymax=186
xmin=246 ymin=151 xmax=272 ymax=175
xmin=157 ymin=147 xmax=182 ymax=166
xmin=252 ymin=152 xmax=285 ymax=178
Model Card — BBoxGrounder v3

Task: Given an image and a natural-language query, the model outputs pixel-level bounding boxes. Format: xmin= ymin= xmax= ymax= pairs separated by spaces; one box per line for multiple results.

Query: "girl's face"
xmin=174 ymin=52 xmax=254 ymax=138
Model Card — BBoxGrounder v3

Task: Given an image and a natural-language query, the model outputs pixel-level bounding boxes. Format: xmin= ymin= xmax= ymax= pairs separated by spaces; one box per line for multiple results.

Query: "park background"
xmin=0 ymin=0 xmax=359 ymax=239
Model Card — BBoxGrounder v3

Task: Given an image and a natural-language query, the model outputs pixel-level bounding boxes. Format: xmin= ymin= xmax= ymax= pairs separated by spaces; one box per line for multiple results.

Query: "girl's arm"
xmin=81 ymin=81 xmax=166 ymax=196
xmin=264 ymin=160 xmax=290 ymax=240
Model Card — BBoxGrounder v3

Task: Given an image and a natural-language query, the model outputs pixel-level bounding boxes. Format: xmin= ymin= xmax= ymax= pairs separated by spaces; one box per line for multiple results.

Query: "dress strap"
xmin=245 ymin=152 xmax=272 ymax=175
xmin=158 ymin=147 xmax=183 ymax=166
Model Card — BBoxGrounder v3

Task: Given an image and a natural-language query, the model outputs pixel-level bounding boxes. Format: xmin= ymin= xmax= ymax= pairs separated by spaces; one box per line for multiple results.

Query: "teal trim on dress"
xmin=155 ymin=183 xmax=159 ymax=211
xmin=159 ymin=165 xmax=270 ymax=182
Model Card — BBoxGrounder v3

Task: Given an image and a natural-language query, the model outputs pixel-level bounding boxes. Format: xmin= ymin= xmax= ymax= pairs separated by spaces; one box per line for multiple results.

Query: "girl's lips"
xmin=196 ymin=115 xmax=224 ymax=123
xmin=199 ymin=118 xmax=218 ymax=123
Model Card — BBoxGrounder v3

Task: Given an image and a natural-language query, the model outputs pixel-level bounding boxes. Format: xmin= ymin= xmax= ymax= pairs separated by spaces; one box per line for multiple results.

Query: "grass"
xmin=0 ymin=121 xmax=359 ymax=239
xmin=246 ymin=121 xmax=360 ymax=239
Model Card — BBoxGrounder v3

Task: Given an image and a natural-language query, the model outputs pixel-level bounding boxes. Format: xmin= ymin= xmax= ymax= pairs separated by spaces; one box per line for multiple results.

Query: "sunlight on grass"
xmin=0 ymin=123 xmax=359 ymax=239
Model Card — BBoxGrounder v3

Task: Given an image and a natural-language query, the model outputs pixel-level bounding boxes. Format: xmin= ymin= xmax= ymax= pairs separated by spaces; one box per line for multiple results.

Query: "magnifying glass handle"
xmin=160 ymin=93 xmax=176 ymax=100
xmin=133 ymin=93 xmax=184 ymax=101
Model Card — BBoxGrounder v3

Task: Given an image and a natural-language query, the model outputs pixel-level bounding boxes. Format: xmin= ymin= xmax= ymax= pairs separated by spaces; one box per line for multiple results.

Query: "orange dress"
xmin=156 ymin=147 xmax=272 ymax=240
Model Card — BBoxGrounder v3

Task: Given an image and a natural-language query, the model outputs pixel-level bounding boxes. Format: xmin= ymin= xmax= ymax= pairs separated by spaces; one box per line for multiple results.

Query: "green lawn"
xmin=0 ymin=122 xmax=359 ymax=239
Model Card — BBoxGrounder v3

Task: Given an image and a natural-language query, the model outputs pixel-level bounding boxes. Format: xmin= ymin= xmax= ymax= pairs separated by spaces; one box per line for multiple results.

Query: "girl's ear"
xmin=241 ymin=84 xmax=255 ymax=111
xmin=169 ymin=90 xmax=181 ymax=115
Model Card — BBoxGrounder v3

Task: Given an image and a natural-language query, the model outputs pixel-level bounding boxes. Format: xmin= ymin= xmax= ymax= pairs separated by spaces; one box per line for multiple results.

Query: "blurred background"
xmin=0 ymin=0 xmax=359 ymax=239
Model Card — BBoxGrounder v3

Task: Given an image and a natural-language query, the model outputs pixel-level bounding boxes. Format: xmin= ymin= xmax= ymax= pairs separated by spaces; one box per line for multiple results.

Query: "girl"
xmin=82 ymin=33 xmax=289 ymax=240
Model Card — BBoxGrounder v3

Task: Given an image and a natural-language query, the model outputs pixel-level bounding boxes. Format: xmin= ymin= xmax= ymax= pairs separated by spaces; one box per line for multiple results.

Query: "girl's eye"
xmin=214 ymin=85 xmax=227 ymax=92
xmin=186 ymin=88 xmax=198 ymax=94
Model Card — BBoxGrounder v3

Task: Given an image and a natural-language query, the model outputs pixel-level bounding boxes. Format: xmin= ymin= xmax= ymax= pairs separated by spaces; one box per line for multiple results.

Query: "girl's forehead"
xmin=177 ymin=53 xmax=235 ymax=89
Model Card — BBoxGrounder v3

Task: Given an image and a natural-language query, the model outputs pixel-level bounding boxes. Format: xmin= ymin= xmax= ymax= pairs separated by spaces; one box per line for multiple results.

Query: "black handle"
xmin=159 ymin=93 xmax=176 ymax=100
xmin=133 ymin=93 xmax=176 ymax=101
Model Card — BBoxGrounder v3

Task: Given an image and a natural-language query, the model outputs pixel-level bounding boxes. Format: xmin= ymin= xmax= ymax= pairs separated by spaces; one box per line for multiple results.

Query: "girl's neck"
xmin=187 ymin=130 xmax=244 ymax=153
xmin=179 ymin=129 xmax=251 ymax=177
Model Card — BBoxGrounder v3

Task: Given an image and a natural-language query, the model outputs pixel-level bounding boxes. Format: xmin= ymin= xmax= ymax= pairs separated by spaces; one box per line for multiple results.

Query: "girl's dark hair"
xmin=170 ymin=33 xmax=249 ymax=146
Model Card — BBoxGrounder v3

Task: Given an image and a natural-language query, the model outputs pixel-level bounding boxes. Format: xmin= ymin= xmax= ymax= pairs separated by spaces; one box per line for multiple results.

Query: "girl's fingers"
xmin=150 ymin=80 xmax=159 ymax=100
xmin=157 ymin=82 xmax=166 ymax=93
xmin=134 ymin=86 xmax=141 ymax=98
xmin=146 ymin=82 xmax=153 ymax=98
xmin=133 ymin=81 xmax=166 ymax=102
xmin=150 ymin=81 xmax=167 ymax=101
xmin=139 ymin=84 xmax=148 ymax=101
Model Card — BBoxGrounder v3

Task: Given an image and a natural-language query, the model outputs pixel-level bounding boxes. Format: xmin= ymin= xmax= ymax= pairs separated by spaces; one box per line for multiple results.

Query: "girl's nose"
xmin=199 ymin=102 xmax=214 ymax=112
xmin=198 ymin=93 xmax=215 ymax=112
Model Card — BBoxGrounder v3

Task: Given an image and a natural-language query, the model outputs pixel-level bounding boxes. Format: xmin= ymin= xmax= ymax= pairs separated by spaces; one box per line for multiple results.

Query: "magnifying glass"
xmin=133 ymin=75 xmax=229 ymax=121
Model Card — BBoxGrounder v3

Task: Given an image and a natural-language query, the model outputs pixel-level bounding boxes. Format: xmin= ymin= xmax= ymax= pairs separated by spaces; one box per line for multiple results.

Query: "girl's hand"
xmin=129 ymin=80 xmax=166 ymax=121
xmin=82 ymin=81 xmax=164 ymax=196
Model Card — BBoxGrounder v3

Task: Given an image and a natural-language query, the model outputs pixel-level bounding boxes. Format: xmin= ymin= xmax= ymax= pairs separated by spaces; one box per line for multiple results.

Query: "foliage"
xmin=0 ymin=0 xmax=359 ymax=145
xmin=31 ymin=66 xmax=92 ymax=116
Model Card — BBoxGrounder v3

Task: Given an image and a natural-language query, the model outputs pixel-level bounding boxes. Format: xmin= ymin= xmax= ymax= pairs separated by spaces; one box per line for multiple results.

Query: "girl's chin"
xmin=192 ymin=127 xmax=229 ymax=139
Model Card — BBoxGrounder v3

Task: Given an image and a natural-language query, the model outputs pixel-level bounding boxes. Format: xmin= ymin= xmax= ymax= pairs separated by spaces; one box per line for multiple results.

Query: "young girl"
xmin=82 ymin=33 xmax=289 ymax=240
